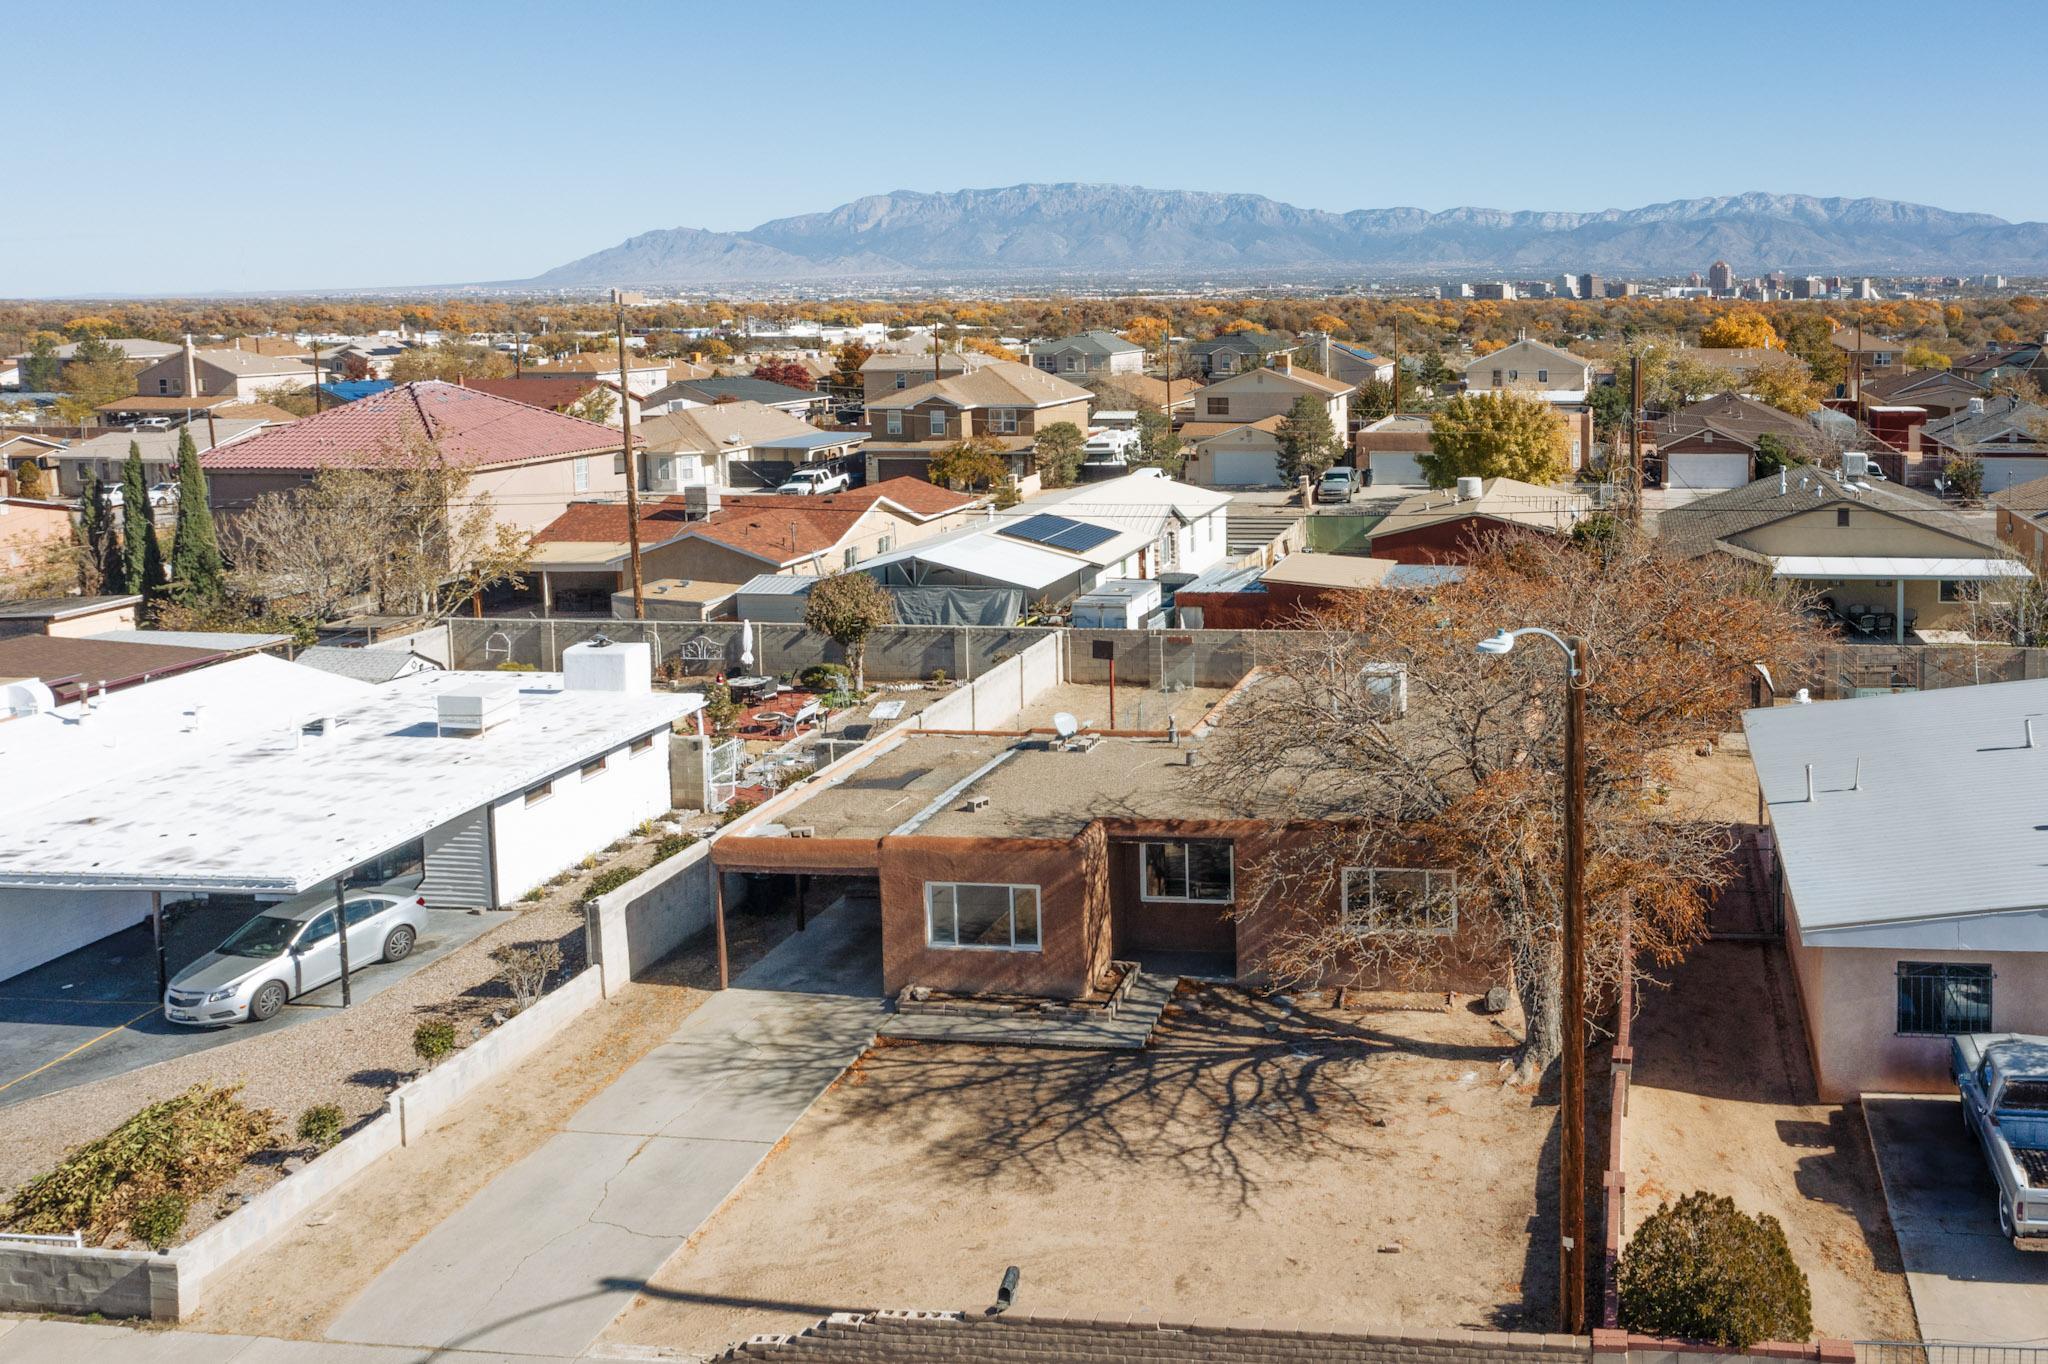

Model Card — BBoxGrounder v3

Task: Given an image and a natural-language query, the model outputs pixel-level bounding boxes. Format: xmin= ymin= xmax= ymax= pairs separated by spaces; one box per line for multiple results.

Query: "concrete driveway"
xmin=324 ymin=893 xmax=885 ymax=1359
xmin=1865 ymin=1094 xmax=2048 ymax=1346
xmin=0 ymin=903 xmax=498 ymax=1109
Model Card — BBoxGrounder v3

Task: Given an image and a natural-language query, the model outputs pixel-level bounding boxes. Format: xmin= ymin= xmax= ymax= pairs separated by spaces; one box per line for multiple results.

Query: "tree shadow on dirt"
xmin=839 ymin=985 xmax=1515 ymax=1212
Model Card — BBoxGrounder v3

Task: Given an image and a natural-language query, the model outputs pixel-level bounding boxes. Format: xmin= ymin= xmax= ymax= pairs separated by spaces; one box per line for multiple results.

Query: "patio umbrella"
xmin=740 ymin=620 xmax=754 ymax=670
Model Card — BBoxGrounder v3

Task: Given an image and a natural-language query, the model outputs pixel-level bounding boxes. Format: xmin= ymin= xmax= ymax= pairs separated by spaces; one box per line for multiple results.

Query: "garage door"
xmin=1369 ymin=452 xmax=1427 ymax=486
xmin=1979 ymin=457 xmax=2048 ymax=494
xmin=1668 ymin=453 xmax=1751 ymax=489
xmin=1207 ymin=451 xmax=1283 ymax=486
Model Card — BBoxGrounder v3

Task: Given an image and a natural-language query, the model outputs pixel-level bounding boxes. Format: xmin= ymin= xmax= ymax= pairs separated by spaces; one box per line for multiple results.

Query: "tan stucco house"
xmin=1461 ymin=338 xmax=1594 ymax=395
xmin=863 ymin=361 xmax=1092 ymax=485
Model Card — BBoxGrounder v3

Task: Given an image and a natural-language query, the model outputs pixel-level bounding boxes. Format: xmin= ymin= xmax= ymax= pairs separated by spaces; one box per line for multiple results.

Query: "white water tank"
xmin=563 ymin=638 xmax=652 ymax=694
xmin=1455 ymin=476 xmax=1484 ymax=501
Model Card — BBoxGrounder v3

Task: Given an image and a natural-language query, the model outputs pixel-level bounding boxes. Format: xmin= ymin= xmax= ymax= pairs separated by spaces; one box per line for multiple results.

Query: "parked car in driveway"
xmin=1315 ymin=467 xmax=1360 ymax=503
xmin=1953 ymin=1032 xmax=2048 ymax=1245
xmin=163 ymin=891 xmax=427 ymax=1026
xmin=775 ymin=466 xmax=851 ymax=495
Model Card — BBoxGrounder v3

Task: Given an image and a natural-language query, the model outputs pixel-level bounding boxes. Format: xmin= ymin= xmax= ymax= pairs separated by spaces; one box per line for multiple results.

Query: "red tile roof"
xmin=458 ymin=376 xmax=613 ymax=410
xmin=199 ymin=380 xmax=626 ymax=472
xmin=533 ymin=498 xmax=867 ymax=566
xmin=722 ymin=476 xmax=977 ymax=520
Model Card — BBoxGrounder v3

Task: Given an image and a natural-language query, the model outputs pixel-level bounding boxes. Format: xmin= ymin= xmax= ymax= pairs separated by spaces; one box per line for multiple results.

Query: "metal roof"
xmin=1743 ymin=679 xmax=2048 ymax=947
xmin=1769 ymin=556 xmax=2031 ymax=581
xmin=89 ymin=628 xmax=289 ymax=651
xmin=735 ymin=573 xmax=817 ymax=597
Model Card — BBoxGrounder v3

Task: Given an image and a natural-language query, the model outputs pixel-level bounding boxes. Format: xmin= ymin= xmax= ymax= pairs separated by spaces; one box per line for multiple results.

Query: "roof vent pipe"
xmin=1805 ymin=763 xmax=1815 ymax=802
xmin=2029 ymin=718 xmax=2038 ymax=749
xmin=1852 ymin=757 xmax=1862 ymax=791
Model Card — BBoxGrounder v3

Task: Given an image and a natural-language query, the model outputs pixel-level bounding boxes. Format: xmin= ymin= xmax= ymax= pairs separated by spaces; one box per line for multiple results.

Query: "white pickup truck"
xmin=1952 ymin=1033 xmax=2048 ymax=1246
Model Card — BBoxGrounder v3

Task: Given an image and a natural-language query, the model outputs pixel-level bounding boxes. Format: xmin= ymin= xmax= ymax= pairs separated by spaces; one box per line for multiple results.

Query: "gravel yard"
xmin=0 ymin=818 xmax=711 ymax=1248
xmin=602 ymin=986 xmax=1558 ymax=1356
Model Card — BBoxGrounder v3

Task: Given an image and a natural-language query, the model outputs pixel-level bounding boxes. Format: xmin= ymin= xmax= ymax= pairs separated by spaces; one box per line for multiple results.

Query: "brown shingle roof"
xmin=533 ymin=498 xmax=867 ymax=567
xmin=869 ymin=361 xmax=1091 ymax=412
xmin=1658 ymin=470 xmax=1998 ymax=558
xmin=723 ymin=476 xmax=977 ymax=520
xmin=0 ymin=634 xmax=234 ymax=700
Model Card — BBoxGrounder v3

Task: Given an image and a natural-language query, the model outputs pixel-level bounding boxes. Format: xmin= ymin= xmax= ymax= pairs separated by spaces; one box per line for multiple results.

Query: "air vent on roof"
xmin=436 ymin=685 xmax=519 ymax=737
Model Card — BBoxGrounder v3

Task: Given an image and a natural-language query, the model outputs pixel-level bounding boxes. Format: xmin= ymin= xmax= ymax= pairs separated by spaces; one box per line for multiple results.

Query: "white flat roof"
xmin=0 ymin=669 xmax=697 ymax=895
xmin=872 ymin=532 xmax=1079 ymax=591
xmin=1744 ymin=678 xmax=2048 ymax=946
xmin=1770 ymin=555 xmax=2031 ymax=581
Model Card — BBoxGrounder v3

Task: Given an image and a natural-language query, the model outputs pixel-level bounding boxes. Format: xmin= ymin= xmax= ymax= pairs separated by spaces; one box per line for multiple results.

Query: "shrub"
xmin=129 ymin=1193 xmax=188 ymax=1251
xmin=412 ymin=1018 xmax=457 ymax=1066
xmin=1617 ymin=1191 xmax=1812 ymax=1349
xmin=799 ymin=663 xmax=851 ymax=692
xmin=0 ymin=1085 xmax=276 ymax=1247
xmin=718 ymin=797 xmax=757 ymax=827
xmin=929 ymin=668 xmax=948 ymax=685
xmin=652 ymin=833 xmax=698 ymax=863
xmin=295 ymin=1105 xmax=345 ymax=1151
xmin=491 ymin=942 xmax=564 ymax=1011
xmin=702 ymin=682 xmax=741 ymax=734
xmin=494 ymin=661 xmax=536 ymax=672
xmin=585 ymin=865 xmax=639 ymax=899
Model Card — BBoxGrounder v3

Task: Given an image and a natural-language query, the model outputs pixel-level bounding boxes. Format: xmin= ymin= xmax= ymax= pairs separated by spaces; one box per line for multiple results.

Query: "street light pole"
xmin=1477 ymin=626 xmax=1591 ymax=1335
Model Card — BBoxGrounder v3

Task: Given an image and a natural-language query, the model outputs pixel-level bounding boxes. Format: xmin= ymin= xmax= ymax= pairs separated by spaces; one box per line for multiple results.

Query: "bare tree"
xmin=1198 ymin=531 xmax=1826 ymax=1079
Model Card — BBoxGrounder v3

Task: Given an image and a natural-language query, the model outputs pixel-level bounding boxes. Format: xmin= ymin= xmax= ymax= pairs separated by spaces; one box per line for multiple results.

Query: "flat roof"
xmin=754 ymin=735 xmax=1016 ymax=841
xmin=1261 ymin=554 xmax=1397 ymax=590
xmin=1744 ymin=679 xmax=2048 ymax=943
xmin=0 ymin=667 xmax=696 ymax=894
xmin=1770 ymin=555 xmax=2031 ymax=581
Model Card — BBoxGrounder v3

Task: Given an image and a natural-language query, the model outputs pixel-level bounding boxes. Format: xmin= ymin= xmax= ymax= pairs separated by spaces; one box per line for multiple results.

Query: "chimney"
xmin=182 ymin=335 xmax=198 ymax=398
xmin=1273 ymin=352 xmax=1292 ymax=374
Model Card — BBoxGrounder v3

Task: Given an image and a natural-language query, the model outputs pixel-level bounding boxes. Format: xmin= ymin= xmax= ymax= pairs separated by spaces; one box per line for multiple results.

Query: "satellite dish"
xmin=1052 ymin=712 xmax=1079 ymax=739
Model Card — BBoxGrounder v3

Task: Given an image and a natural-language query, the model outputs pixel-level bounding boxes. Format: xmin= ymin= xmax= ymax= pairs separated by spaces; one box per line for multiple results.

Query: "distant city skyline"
xmin=6 ymin=0 xmax=2046 ymax=296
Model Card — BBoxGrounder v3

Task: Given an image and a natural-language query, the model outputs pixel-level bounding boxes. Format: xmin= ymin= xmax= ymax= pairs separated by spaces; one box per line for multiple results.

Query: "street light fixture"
xmin=1476 ymin=623 xmax=1590 ymax=1335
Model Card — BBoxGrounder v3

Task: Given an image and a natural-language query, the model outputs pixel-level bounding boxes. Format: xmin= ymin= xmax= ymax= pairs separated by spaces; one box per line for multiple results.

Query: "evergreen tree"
xmin=169 ymin=428 xmax=225 ymax=601
xmin=120 ymin=443 xmax=150 ymax=593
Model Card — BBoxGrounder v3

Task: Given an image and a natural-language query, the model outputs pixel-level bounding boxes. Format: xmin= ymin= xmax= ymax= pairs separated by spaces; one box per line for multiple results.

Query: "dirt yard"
xmin=182 ymin=895 xmax=805 ymax=1340
xmin=603 ymin=987 xmax=1560 ymax=1356
xmin=1627 ymin=742 xmax=1917 ymax=1341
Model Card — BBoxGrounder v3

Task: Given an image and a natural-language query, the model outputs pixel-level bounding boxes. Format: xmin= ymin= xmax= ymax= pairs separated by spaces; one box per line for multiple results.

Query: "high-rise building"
xmin=1553 ymin=274 xmax=1580 ymax=300
xmin=1471 ymin=282 xmax=1516 ymax=301
xmin=1579 ymin=273 xmax=1603 ymax=301
xmin=1707 ymin=260 xmax=1735 ymax=293
xmin=1438 ymin=282 xmax=1474 ymax=300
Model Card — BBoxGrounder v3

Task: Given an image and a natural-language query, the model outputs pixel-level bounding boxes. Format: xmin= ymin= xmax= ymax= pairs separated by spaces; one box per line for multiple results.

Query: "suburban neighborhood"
xmin=5 ymin=7 xmax=2048 ymax=1364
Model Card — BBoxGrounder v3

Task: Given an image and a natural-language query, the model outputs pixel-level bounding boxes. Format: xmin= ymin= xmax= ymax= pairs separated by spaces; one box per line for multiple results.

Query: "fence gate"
xmin=1859 ymin=1343 xmax=2048 ymax=1364
xmin=708 ymin=737 xmax=745 ymax=811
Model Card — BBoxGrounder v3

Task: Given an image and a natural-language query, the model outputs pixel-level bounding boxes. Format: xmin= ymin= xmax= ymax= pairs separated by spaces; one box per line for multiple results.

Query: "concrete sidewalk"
xmin=324 ymin=896 xmax=884 ymax=1359
xmin=0 ymin=1317 xmax=578 ymax=1363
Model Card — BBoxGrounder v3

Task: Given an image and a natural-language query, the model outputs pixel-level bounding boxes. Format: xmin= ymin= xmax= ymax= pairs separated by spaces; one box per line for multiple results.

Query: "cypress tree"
xmin=120 ymin=442 xmax=149 ymax=593
xmin=169 ymin=427 xmax=225 ymax=601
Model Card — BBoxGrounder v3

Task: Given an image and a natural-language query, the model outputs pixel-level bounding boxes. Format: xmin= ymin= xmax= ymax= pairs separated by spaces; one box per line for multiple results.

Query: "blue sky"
xmin=8 ymin=0 xmax=2045 ymax=296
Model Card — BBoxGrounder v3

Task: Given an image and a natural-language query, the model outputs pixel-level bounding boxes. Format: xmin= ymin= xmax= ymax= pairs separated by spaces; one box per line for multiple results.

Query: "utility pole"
xmin=513 ymin=315 xmax=522 ymax=378
xmin=615 ymin=289 xmax=645 ymax=619
xmin=1629 ymin=354 xmax=1643 ymax=521
xmin=310 ymin=340 xmax=324 ymax=414
xmin=1559 ymin=635 xmax=1591 ymax=1336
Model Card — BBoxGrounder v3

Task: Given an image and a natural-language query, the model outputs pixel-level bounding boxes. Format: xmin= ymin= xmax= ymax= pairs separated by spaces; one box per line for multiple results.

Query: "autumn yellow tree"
xmin=1746 ymin=353 xmax=1819 ymax=416
xmin=1422 ymin=392 xmax=1569 ymax=487
xmin=1123 ymin=316 xmax=1169 ymax=353
xmin=1700 ymin=311 xmax=1779 ymax=349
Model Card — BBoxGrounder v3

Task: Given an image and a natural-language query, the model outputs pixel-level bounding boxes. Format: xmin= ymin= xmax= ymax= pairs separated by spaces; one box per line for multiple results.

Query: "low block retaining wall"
xmin=0 ymin=966 xmax=605 ymax=1321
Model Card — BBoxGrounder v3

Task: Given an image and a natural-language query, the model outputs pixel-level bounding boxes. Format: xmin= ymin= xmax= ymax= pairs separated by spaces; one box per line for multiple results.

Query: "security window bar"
xmin=1896 ymin=962 xmax=1991 ymax=1036
xmin=925 ymin=882 xmax=1041 ymax=951
xmin=1341 ymin=868 xmax=1457 ymax=936
xmin=1140 ymin=841 xmax=1234 ymax=903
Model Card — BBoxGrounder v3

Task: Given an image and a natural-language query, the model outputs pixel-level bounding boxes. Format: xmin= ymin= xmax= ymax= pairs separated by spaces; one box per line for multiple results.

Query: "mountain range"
xmin=526 ymin=184 xmax=2048 ymax=287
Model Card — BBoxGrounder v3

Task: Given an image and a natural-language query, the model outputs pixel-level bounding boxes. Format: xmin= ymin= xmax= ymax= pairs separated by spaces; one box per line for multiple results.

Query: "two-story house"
xmin=1186 ymin=332 xmax=1293 ymax=378
xmin=1459 ymin=338 xmax=1594 ymax=396
xmin=863 ymin=361 xmax=1092 ymax=485
xmin=130 ymin=337 xmax=318 ymax=403
xmin=1027 ymin=331 xmax=1146 ymax=379
xmin=857 ymin=349 xmax=991 ymax=404
xmin=1951 ymin=339 xmax=2048 ymax=390
xmin=1179 ymin=355 xmax=1353 ymax=487
xmin=522 ymin=351 xmax=673 ymax=397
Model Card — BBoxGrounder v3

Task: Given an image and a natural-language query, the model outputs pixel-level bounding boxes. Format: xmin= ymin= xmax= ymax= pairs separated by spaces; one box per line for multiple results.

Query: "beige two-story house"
xmin=857 ymin=349 xmax=991 ymax=404
xmin=132 ymin=338 xmax=318 ymax=402
xmin=863 ymin=361 xmax=1093 ymax=485
xmin=1461 ymin=338 xmax=1594 ymax=395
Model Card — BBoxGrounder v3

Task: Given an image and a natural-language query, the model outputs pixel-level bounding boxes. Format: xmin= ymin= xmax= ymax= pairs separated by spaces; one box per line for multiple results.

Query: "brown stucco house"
xmin=862 ymin=360 xmax=1092 ymax=484
xmin=200 ymin=379 xmax=634 ymax=536
xmin=712 ymin=728 xmax=1492 ymax=1003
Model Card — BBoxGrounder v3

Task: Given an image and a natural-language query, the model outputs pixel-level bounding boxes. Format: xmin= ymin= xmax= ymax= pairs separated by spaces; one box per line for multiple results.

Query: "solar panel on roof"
xmin=997 ymin=513 xmax=1118 ymax=553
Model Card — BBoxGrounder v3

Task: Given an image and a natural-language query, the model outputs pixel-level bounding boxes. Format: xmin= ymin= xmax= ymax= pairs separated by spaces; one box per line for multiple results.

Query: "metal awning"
xmin=1770 ymin=556 xmax=2031 ymax=581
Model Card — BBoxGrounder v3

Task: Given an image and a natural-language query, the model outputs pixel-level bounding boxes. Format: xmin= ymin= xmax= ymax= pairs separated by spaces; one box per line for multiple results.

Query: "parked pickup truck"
xmin=1952 ymin=1032 xmax=2048 ymax=1246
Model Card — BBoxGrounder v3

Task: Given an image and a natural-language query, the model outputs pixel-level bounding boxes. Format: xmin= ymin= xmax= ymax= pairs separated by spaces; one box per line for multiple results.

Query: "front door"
xmin=293 ymin=910 xmax=342 ymax=992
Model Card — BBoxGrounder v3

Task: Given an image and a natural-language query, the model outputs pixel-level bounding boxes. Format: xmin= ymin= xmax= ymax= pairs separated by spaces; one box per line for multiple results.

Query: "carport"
xmin=1769 ymin=554 xmax=2033 ymax=642
xmin=708 ymin=843 xmax=882 ymax=990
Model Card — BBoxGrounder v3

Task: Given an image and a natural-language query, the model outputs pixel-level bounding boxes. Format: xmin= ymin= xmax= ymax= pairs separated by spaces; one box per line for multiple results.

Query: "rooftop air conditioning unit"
xmin=1455 ymin=476 xmax=1484 ymax=501
xmin=437 ymin=685 xmax=520 ymax=737
xmin=1842 ymin=452 xmax=1871 ymax=478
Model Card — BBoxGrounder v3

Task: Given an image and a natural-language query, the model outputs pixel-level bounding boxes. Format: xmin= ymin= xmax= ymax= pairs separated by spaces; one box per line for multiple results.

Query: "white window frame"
xmin=1138 ymin=840 xmax=1234 ymax=904
xmin=988 ymin=408 xmax=1018 ymax=434
xmin=894 ymin=372 xmax=908 ymax=389
xmin=843 ymin=545 xmax=859 ymax=569
xmin=885 ymin=411 xmax=903 ymax=436
xmin=928 ymin=409 xmax=948 ymax=438
xmin=573 ymin=456 xmax=590 ymax=492
xmin=1340 ymin=867 xmax=1457 ymax=936
xmin=924 ymin=881 xmax=1042 ymax=952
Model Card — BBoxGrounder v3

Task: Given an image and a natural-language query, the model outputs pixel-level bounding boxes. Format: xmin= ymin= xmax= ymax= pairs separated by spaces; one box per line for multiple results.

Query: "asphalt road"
xmin=1864 ymin=1093 xmax=2048 ymax=1346
xmin=0 ymin=902 xmax=498 ymax=1109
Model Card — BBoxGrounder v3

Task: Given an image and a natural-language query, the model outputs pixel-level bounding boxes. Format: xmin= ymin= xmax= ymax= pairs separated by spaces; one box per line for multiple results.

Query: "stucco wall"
xmin=1729 ymin=504 xmax=1994 ymax=559
xmin=878 ymin=833 xmax=1107 ymax=998
xmin=489 ymin=728 xmax=674 ymax=901
xmin=0 ymin=886 xmax=154 ymax=984
xmin=1786 ymin=916 xmax=2048 ymax=1099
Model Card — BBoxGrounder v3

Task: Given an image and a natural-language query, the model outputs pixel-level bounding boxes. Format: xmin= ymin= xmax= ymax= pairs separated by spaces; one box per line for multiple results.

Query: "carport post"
xmin=712 ymin=867 xmax=729 ymax=990
xmin=333 ymin=877 xmax=353 ymax=1008
xmin=151 ymin=892 xmax=166 ymax=1000
xmin=1894 ymin=579 xmax=1905 ymax=644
